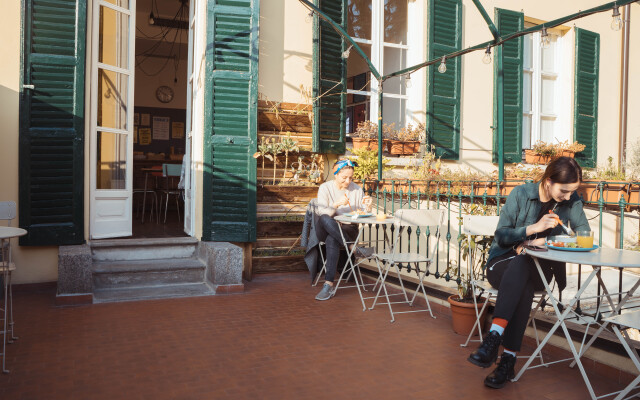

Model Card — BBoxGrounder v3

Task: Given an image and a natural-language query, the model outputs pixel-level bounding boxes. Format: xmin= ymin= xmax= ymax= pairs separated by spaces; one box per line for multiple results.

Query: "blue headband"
xmin=334 ymin=160 xmax=355 ymax=175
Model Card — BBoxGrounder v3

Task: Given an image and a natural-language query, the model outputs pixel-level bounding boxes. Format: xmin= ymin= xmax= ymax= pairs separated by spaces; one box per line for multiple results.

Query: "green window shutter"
xmin=492 ymin=8 xmax=523 ymax=164
xmin=426 ymin=0 xmax=462 ymax=160
xmin=202 ymin=0 xmax=259 ymax=242
xmin=19 ymin=0 xmax=86 ymax=246
xmin=312 ymin=0 xmax=346 ymax=154
xmin=573 ymin=28 xmax=599 ymax=168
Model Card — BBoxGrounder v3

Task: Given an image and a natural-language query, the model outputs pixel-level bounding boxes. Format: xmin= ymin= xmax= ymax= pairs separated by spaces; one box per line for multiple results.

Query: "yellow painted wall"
xmin=258 ymin=0 xmax=313 ymax=105
xmin=0 ymin=0 xmax=58 ymax=284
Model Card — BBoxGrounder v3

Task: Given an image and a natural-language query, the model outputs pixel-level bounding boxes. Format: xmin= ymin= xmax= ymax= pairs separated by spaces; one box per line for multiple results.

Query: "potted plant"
xmin=579 ymin=156 xmax=635 ymax=210
xmin=386 ymin=123 xmax=423 ymax=156
xmin=524 ymin=141 xmax=585 ymax=165
xmin=351 ymin=121 xmax=379 ymax=150
xmin=446 ymin=204 xmax=496 ymax=336
xmin=346 ymin=146 xmax=391 ymax=180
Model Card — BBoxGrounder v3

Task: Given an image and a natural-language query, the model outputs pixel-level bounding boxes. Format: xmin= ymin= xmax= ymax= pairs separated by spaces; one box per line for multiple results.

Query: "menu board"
xmin=133 ymin=106 xmax=186 ymax=154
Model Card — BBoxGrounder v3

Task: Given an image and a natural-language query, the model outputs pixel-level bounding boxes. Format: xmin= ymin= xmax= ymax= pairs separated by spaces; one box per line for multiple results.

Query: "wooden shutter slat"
xmin=573 ymin=28 xmax=599 ymax=168
xmin=19 ymin=0 xmax=85 ymax=246
xmin=492 ymin=8 xmax=523 ymax=164
xmin=203 ymin=0 xmax=258 ymax=242
xmin=427 ymin=0 xmax=462 ymax=160
xmin=312 ymin=0 xmax=346 ymax=154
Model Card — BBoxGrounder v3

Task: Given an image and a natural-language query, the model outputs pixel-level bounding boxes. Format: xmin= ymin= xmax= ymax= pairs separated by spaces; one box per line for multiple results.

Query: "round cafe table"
xmin=517 ymin=246 xmax=640 ymax=399
xmin=0 ymin=226 xmax=27 ymax=374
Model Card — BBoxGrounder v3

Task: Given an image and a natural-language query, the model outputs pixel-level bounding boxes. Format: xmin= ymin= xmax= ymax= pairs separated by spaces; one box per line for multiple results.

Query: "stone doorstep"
xmin=357 ymin=270 xmax=640 ymax=383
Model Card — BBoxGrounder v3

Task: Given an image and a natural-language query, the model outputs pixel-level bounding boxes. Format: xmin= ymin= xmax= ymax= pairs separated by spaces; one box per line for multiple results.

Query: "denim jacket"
xmin=487 ymin=182 xmax=590 ymax=288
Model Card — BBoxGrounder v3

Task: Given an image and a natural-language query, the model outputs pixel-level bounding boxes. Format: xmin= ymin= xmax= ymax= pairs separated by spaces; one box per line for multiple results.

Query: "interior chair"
xmin=370 ymin=208 xmax=445 ymax=322
xmin=132 ymin=169 xmax=158 ymax=223
xmin=460 ymin=214 xmax=549 ymax=367
xmin=0 ymin=201 xmax=18 ymax=348
xmin=159 ymin=163 xmax=183 ymax=223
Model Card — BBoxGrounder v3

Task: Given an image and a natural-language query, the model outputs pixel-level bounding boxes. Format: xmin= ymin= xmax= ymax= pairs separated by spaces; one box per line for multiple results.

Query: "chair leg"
xmin=312 ymin=244 xmax=326 ymax=287
xmin=461 ymin=291 xmax=492 ymax=347
xmin=7 ymin=272 xmax=15 ymax=343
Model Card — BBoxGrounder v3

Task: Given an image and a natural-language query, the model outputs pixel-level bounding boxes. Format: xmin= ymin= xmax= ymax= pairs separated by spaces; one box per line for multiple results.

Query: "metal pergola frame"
xmin=299 ymin=0 xmax=639 ymax=180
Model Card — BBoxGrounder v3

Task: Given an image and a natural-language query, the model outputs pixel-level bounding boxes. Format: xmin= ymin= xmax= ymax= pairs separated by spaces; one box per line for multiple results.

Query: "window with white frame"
xmin=345 ymin=0 xmax=420 ymax=134
xmin=522 ymin=24 xmax=570 ymax=149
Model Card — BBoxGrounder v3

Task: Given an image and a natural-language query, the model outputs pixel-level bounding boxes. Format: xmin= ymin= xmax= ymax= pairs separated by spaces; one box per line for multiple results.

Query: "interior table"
xmin=0 ymin=226 xmax=27 ymax=374
xmin=333 ymin=214 xmax=395 ymax=311
xmin=516 ymin=246 xmax=640 ymax=399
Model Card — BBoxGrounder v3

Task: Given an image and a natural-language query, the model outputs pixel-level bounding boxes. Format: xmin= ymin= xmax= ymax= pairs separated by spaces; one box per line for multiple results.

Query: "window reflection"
xmin=384 ymin=0 xmax=407 ymax=44
xmin=348 ymin=0 xmax=372 ymax=40
xmin=97 ymin=131 xmax=127 ymax=189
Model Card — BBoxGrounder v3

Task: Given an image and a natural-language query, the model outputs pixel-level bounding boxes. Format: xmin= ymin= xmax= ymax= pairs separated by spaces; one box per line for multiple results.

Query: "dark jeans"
xmin=315 ymin=214 xmax=358 ymax=282
xmin=486 ymin=251 xmax=563 ymax=352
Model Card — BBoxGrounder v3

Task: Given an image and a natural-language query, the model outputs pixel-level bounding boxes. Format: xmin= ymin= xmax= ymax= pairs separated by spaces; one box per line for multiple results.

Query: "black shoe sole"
xmin=467 ymin=355 xmax=495 ymax=368
xmin=484 ymin=374 xmax=514 ymax=389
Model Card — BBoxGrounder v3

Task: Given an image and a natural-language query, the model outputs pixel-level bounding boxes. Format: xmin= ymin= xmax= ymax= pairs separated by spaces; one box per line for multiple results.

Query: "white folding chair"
xmin=601 ymin=310 xmax=640 ymax=399
xmin=370 ymin=209 xmax=445 ymax=322
xmin=460 ymin=215 xmax=549 ymax=367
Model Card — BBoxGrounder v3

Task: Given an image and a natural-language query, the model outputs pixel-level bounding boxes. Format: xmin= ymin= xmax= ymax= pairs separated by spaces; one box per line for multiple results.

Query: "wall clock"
xmin=156 ymin=85 xmax=174 ymax=103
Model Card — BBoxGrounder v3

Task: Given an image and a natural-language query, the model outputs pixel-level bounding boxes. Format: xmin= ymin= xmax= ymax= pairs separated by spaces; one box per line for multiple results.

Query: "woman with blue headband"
xmin=314 ymin=159 xmax=372 ymax=301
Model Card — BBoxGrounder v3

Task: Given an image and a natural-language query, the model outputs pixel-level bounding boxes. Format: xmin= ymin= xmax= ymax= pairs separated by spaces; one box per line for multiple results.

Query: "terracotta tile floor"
xmin=0 ymin=272 xmax=630 ymax=399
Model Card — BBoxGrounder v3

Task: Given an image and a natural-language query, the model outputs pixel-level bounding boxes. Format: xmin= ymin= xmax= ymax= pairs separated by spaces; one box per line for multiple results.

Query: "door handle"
xmin=23 ymin=84 xmax=35 ymax=90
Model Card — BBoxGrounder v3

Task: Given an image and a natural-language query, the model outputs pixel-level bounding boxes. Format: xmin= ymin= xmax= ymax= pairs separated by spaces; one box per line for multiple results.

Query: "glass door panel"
xmin=90 ymin=0 xmax=135 ymax=239
xmin=99 ymin=5 xmax=129 ymax=69
xmin=97 ymin=69 xmax=128 ymax=129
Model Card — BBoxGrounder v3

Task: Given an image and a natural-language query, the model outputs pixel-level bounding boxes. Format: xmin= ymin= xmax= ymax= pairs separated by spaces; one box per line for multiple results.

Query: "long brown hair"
xmin=537 ymin=156 xmax=583 ymax=184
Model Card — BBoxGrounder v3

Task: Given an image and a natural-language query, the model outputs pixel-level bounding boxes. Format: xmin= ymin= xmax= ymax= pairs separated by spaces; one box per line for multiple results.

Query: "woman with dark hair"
xmin=467 ymin=156 xmax=590 ymax=388
xmin=314 ymin=159 xmax=372 ymax=301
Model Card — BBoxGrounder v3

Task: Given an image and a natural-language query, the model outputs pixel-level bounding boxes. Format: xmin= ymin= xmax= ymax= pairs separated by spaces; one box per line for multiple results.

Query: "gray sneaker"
xmin=315 ymin=283 xmax=334 ymax=301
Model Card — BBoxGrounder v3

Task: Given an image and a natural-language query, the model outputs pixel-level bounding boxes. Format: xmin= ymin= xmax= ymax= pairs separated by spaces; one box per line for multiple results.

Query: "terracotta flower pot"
xmin=352 ymin=137 xmax=379 ymax=150
xmin=448 ymin=294 xmax=487 ymax=336
xmin=387 ymin=140 xmax=419 ymax=155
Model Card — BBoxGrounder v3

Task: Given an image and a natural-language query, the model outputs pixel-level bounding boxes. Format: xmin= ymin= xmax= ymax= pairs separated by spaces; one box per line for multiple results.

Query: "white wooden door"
xmin=89 ymin=0 xmax=136 ymax=239
xmin=184 ymin=0 xmax=205 ymax=236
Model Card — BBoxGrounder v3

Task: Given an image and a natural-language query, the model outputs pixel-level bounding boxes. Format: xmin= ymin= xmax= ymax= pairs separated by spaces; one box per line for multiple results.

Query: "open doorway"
xmin=132 ymin=0 xmax=189 ymax=238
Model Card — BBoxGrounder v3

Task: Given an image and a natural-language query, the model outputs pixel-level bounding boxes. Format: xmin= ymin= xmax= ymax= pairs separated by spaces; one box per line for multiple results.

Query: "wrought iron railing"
xmin=358 ymin=178 xmax=640 ymax=299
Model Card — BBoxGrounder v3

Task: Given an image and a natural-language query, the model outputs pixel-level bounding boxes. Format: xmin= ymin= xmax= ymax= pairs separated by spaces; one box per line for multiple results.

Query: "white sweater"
xmin=316 ymin=180 xmax=365 ymax=217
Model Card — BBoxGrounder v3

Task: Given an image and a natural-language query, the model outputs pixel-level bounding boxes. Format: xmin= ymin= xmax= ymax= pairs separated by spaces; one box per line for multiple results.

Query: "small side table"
xmin=0 ymin=226 xmax=27 ymax=374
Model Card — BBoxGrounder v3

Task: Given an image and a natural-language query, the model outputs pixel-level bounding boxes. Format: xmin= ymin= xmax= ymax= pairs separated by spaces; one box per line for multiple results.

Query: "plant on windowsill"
xmin=351 ymin=121 xmax=380 ymax=150
xmin=524 ymin=140 xmax=585 ymax=165
xmin=386 ymin=123 xmax=424 ymax=156
xmin=578 ymin=156 xmax=638 ymax=210
xmin=446 ymin=203 xmax=497 ymax=336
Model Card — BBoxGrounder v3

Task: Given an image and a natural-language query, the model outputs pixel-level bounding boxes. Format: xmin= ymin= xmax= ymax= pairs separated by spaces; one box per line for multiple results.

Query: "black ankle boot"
xmin=484 ymin=352 xmax=516 ymax=389
xmin=468 ymin=330 xmax=502 ymax=368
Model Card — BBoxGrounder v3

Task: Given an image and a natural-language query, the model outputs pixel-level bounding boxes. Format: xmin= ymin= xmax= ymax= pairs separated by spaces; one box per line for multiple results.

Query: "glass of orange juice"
xmin=576 ymin=231 xmax=594 ymax=248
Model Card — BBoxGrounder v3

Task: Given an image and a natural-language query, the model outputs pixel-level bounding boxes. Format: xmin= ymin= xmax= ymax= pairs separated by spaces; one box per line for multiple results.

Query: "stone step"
xmin=93 ymin=282 xmax=216 ymax=303
xmin=92 ymin=258 xmax=206 ymax=289
xmin=89 ymin=237 xmax=199 ymax=261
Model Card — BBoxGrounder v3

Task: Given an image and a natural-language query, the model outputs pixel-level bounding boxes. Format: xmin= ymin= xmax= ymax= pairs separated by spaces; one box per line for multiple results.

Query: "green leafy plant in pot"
xmin=447 ymin=204 xmax=496 ymax=336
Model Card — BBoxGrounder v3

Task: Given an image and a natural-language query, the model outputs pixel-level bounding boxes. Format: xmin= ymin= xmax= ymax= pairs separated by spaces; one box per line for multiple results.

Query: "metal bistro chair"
xmin=370 ymin=208 xmax=445 ymax=322
xmin=460 ymin=214 xmax=549 ymax=368
xmin=0 ymin=201 xmax=18 ymax=347
xmin=159 ymin=163 xmax=183 ymax=223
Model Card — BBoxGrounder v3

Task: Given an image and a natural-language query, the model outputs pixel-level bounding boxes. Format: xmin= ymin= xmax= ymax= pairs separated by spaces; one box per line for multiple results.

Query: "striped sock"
xmin=490 ymin=317 xmax=508 ymax=336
